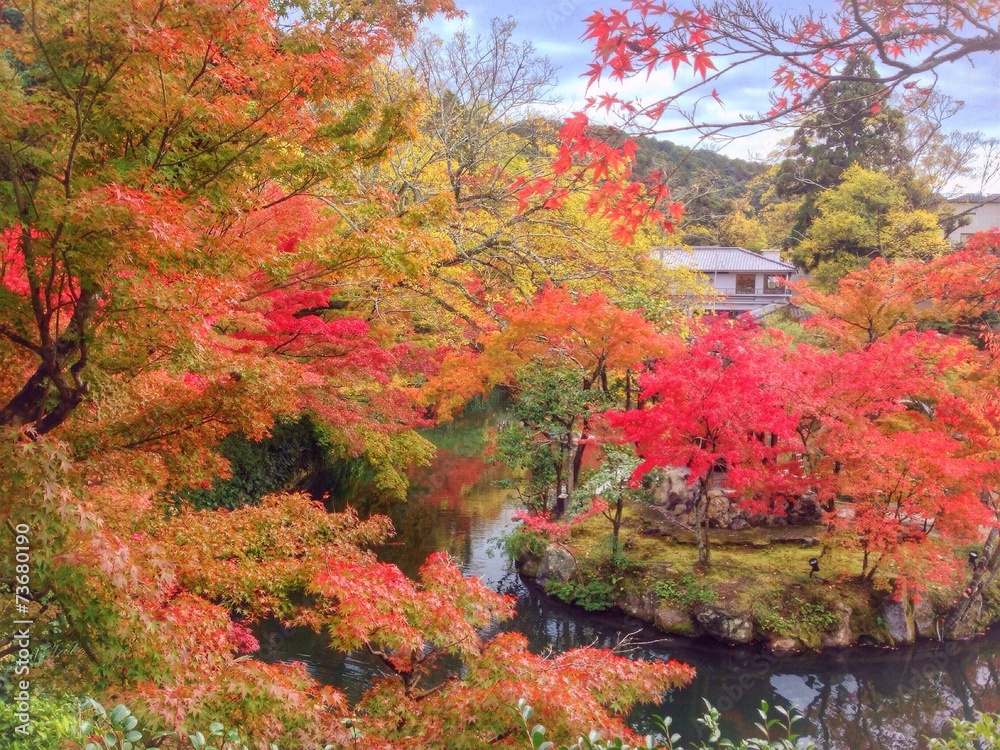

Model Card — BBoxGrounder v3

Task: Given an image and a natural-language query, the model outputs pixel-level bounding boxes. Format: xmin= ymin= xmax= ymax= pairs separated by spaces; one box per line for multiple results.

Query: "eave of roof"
xmin=654 ymin=246 xmax=797 ymax=273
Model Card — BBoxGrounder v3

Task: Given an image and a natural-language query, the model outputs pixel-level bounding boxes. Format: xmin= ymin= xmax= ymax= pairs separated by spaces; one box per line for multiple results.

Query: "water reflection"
xmin=259 ymin=414 xmax=1000 ymax=748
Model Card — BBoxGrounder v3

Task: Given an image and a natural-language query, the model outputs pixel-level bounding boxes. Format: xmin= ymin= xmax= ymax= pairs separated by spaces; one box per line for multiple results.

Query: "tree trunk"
xmin=564 ymin=434 xmax=574 ymax=499
xmin=571 ymin=417 xmax=590 ymax=488
xmin=0 ymin=289 xmax=97 ymax=435
xmin=694 ymin=479 xmax=710 ymax=566
xmin=945 ymin=527 xmax=1000 ymax=638
xmin=611 ymin=496 xmax=624 ymax=557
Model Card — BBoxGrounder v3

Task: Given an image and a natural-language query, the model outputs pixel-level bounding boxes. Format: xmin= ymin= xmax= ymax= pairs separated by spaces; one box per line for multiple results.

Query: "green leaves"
xmin=928 ymin=712 xmax=1000 ymax=748
xmin=514 ymin=699 xmax=816 ymax=750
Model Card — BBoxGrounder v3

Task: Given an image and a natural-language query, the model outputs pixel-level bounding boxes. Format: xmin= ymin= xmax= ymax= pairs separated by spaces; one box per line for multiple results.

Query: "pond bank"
xmin=512 ymin=503 xmax=999 ymax=652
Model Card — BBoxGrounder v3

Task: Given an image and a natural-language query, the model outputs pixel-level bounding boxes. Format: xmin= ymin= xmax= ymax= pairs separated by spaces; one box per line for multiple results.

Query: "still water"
xmin=260 ymin=412 xmax=1000 ymax=749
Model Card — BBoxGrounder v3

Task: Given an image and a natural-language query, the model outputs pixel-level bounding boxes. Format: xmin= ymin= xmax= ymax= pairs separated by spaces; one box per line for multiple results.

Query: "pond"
xmin=258 ymin=410 xmax=1000 ymax=748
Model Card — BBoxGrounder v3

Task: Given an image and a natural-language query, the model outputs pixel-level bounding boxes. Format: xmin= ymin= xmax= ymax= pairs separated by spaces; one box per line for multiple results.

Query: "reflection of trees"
xmin=793 ymin=640 xmax=1000 ymax=748
xmin=407 ymin=448 xmax=504 ymax=513
xmin=499 ymin=601 xmax=1000 ymax=749
xmin=373 ymin=447 xmax=511 ymax=575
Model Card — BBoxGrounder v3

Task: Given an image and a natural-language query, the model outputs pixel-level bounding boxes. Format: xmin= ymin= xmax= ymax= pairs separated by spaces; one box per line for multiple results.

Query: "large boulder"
xmin=654 ymin=604 xmax=697 ymax=635
xmin=945 ymin=594 xmax=984 ymax=640
xmin=694 ymin=605 xmax=755 ymax=644
xmin=767 ymin=636 xmax=805 ymax=653
xmin=881 ymin=596 xmax=915 ymax=645
xmin=535 ymin=545 xmax=577 ymax=583
xmin=788 ymin=492 xmax=823 ymax=525
xmin=706 ymin=490 xmax=740 ymax=528
xmin=914 ymin=597 xmax=940 ymax=639
xmin=618 ymin=590 xmax=658 ymax=622
xmin=516 ymin=549 xmax=541 ymax=578
xmin=819 ymin=603 xmax=853 ymax=648
xmin=656 ymin=466 xmax=699 ymax=507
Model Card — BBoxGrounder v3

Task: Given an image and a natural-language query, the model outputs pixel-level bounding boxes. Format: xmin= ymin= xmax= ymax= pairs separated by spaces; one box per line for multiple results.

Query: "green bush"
xmin=545 ymin=578 xmax=615 ymax=612
xmin=172 ymin=414 xmax=364 ymax=510
xmin=653 ymin=575 xmax=715 ymax=608
xmin=501 ymin=526 xmax=550 ymax=562
xmin=0 ymin=692 xmax=77 ymax=749
xmin=928 ymin=712 xmax=1000 ymax=749
xmin=753 ymin=597 xmax=839 ymax=645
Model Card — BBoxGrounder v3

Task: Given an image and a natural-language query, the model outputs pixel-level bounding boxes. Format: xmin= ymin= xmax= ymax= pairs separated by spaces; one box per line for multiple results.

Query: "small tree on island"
xmin=573 ymin=442 xmax=657 ymax=563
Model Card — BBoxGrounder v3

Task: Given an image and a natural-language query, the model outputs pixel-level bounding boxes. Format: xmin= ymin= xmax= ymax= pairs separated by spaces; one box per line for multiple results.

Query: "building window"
xmin=735 ymin=274 xmax=756 ymax=295
xmin=764 ymin=275 xmax=787 ymax=295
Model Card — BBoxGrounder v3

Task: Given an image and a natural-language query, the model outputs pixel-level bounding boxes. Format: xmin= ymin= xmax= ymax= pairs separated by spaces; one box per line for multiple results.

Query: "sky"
xmin=427 ymin=0 xmax=1000 ymax=193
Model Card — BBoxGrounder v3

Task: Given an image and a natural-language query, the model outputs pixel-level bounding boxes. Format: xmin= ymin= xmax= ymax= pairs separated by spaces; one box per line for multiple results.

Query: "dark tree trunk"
xmin=0 ymin=290 xmax=97 ymax=436
xmin=946 ymin=527 xmax=1000 ymax=638
xmin=694 ymin=479 xmax=710 ymax=566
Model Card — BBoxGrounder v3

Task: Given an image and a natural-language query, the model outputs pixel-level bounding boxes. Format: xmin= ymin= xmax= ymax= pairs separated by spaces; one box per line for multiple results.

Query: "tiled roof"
xmin=950 ymin=193 xmax=1000 ymax=204
xmin=655 ymin=246 xmax=797 ymax=273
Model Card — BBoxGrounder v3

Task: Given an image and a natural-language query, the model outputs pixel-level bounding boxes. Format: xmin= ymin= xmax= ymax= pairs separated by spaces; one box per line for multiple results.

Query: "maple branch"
xmin=120 ymin=406 xmax=226 ymax=450
xmin=0 ymin=324 xmax=41 ymax=353
xmin=397 ymin=279 xmax=485 ymax=333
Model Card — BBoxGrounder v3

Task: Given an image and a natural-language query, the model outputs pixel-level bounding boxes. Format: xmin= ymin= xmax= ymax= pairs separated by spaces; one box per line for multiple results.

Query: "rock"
xmin=655 ymin=604 xmax=697 ymax=635
xmin=656 ymin=466 xmax=699 ymax=507
xmin=946 ymin=594 xmax=984 ymax=640
xmin=618 ymin=590 xmax=658 ymax=622
xmin=914 ymin=597 xmax=940 ymax=639
xmin=820 ymin=603 xmax=853 ymax=648
xmin=881 ymin=596 xmax=915 ymax=645
xmin=706 ymin=491 xmax=737 ymax=528
xmin=535 ymin=544 xmax=577 ymax=583
xmin=694 ymin=605 xmax=755 ymax=644
xmin=788 ymin=492 xmax=823 ymax=525
xmin=767 ymin=636 xmax=804 ymax=653
xmin=517 ymin=553 xmax=540 ymax=578
xmin=730 ymin=518 xmax=751 ymax=531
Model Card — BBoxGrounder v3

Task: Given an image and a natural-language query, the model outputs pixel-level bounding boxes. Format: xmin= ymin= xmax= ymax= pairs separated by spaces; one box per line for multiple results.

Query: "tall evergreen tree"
xmin=775 ymin=53 xmax=910 ymax=249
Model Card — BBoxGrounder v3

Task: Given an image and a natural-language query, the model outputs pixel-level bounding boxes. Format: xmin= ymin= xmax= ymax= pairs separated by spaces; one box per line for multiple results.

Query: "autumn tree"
xmin=432 ymin=285 xmax=679 ymax=507
xmin=609 ymin=316 xmax=805 ymax=566
xmin=902 ymin=91 xmax=1000 ymax=206
xmin=0 ymin=3 xmax=704 ymax=747
xmin=578 ymin=0 xmax=999 ymax=139
xmin=351 ymin=19 xmax=705 ymax=341
xmin=792 ymin=331 xmax=996 ymax=582
xmin=786 ymin=248 xmax=1000 ymax=588
xmin=551 ymin=0 xmax=998 ymax=252
xmin=0 ymin=0 xmax=471 ymax=500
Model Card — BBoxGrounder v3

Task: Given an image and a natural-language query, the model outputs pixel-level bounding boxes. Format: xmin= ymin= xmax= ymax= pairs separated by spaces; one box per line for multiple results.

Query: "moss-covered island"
xmin=509 ymin=499 xmax=998 ymax=652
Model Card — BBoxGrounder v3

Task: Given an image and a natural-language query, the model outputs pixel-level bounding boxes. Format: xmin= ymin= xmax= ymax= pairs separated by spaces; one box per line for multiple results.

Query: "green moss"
xmin=752 ymin=593 xmax=842 ymax=647
xmin=500 ymin=526 xmax=548 ymax=561
xmin=553 ymin=501 xmax=967 ymax=647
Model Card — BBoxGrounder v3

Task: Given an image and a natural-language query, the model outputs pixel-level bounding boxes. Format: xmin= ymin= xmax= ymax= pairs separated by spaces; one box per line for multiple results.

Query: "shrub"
xmin=545 ymin=578 xmax=615 ymax=611
xmin=653 ymin=575 xmax=715 ymax=608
